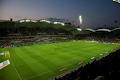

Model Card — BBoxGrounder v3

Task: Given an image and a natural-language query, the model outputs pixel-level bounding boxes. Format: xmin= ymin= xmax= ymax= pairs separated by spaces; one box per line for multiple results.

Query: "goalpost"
xmin=0 ymin=51 xmax=10 ymax=70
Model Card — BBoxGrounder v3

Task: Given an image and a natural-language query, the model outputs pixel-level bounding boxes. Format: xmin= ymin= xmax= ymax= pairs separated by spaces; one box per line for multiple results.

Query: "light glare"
xmin=79 ymin=16 xmax=82 ymax=24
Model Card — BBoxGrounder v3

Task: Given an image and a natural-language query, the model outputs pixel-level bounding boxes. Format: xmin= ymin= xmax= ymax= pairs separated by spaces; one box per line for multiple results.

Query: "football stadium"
xmin=0 ymin=0 xmax=120 ymax=80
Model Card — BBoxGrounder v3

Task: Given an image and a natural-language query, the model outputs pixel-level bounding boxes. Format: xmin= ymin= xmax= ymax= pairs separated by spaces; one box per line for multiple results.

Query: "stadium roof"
xmin=85 ymin=28 xmax=95 ymax=32
xmin=77 ymin=28 xmax=82 ymax=31
xmin=0 ymin=20 xmax=9 ymax=22
xmin=96 ymin=29 xmax=111 ymax=32
xmin=112 ymin=27 xmax=120 ymax=31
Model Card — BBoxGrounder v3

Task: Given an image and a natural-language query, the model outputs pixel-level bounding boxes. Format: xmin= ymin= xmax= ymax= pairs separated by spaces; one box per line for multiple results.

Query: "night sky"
xmin=0 ymin=0 xmax=120 ymax=28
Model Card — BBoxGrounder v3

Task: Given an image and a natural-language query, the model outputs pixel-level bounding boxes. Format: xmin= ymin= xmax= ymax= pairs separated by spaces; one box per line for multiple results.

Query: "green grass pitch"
xmin=0 ymin=40 xmax=120 ymax=80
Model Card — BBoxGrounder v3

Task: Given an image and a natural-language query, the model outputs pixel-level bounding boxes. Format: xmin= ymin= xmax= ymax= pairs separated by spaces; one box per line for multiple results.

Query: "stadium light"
xmin=79 ymin=15 xmax=82 ymax=25
xmin=113 ymin=0 xmax=120 ymax=3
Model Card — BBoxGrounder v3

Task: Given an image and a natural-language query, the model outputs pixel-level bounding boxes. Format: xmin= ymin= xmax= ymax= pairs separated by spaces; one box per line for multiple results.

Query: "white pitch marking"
xmin=91 ymin=57 xmax=95 ymax=60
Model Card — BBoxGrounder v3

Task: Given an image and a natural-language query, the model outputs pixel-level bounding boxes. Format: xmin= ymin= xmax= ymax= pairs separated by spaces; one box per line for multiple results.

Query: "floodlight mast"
xmin=79 ymin=15 xmax=82 ymax=25
xmin=79 ymin=15 xmax=83 ymax=28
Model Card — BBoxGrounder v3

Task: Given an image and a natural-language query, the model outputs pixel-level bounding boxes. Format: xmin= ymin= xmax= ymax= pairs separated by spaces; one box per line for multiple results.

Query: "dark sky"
xmin=0 ymin=0 xmax=120 ymax=27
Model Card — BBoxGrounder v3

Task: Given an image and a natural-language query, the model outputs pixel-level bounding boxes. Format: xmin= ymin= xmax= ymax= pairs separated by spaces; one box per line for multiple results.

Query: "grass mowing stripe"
xmin=13 ymin=48 xmax=56 ymax=80
xmin=21 ymin=45 xmax=82 ymax=78
xmin=11 ymin=60 xmax=23 ymax=80
xmin=20 ymin=47 xmax=57 ymax=71
xmin=10 ymin=50 xmax=22 ymax=80
xmin=25 ymin=45 xmax=81 ymax=66
xmin=13 ymin=48 xmax=58 ymax=80
xmin=11 ymin=48 xmax=44 ymax=80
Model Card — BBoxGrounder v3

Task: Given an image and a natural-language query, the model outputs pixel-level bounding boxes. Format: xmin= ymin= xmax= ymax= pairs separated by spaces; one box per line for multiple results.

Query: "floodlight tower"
xmin=78 ymin=15 xmax=83 ymax=29
xmin=79 ymin=15 xmax=82 ymax=25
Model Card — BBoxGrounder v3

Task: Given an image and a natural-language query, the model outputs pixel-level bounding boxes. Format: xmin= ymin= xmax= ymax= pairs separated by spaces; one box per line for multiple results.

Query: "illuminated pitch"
xmin=1 ymin=41 xmax=119 ymax=80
